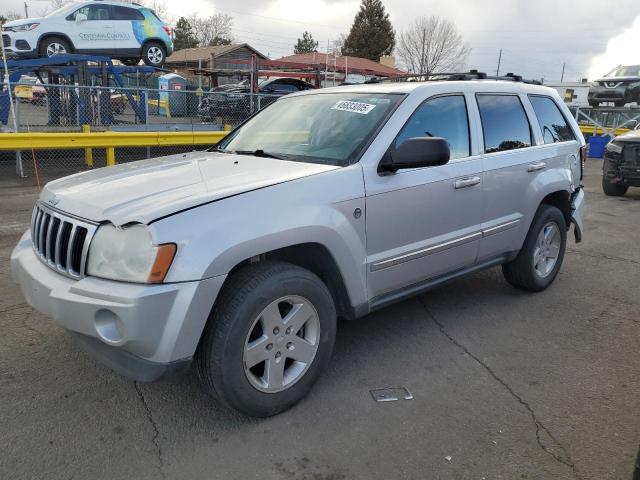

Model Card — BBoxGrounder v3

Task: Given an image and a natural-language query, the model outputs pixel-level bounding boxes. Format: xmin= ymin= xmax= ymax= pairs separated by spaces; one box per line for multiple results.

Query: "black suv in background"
xmin=198 ymin=77 xmax=316 ymax=123
xmin=603 ymin=126 xmax=640 ymax=196
xmin=588 ymin=65 xmax=640 ymax=107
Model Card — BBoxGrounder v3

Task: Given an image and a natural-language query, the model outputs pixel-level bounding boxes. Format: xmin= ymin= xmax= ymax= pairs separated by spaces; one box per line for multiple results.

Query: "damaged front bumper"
xmin=570 ymin=188 xmax=585 ymax=243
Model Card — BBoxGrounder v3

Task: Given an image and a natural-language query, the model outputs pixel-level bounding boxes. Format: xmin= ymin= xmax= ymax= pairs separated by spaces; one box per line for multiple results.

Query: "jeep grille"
xmin=31 ymin=203 xmax=97 ymax=279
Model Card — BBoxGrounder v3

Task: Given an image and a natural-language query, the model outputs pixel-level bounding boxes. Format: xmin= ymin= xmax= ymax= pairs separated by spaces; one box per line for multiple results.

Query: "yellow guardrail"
xmin=578 ymin=125 xmax=631 ymax=137
xmin=0 ymin=129 xmax=229 ymax=166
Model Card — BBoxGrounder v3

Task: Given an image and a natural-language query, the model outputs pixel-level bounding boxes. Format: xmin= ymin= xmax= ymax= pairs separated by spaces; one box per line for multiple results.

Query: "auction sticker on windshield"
xmin=331 ymin=100 xmax=376 ymax=115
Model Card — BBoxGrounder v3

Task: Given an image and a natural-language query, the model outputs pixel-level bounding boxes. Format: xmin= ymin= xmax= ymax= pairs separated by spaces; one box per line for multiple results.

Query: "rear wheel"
xmin=502 ymin=205 xmax=567 ymax=292
xmin=602 ymin=177 xmax=628 ymax=196
xmin=142 ymin=42 xmax=166 ymax=67
xmin=196 ymin=261 xmax=336 ymax=417
xmin=39 ymin=36 xmax=71 ymax=58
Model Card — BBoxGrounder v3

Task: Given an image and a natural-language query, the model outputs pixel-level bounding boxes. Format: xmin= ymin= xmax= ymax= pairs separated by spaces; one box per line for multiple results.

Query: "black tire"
xmin=119 ymin=58 xmax=140 ymax=66
xmin=38 ymin=36 xmax=72 ymax=58
xmin=142 ymin=42 xmax=166 ymax=67
xmin=196 ymin=261 xmax=337 ymax=417
xmin=502 ymin=205 xmax=567 ymax=292
xmin=602 ymin=177 xmax=628 ymax=196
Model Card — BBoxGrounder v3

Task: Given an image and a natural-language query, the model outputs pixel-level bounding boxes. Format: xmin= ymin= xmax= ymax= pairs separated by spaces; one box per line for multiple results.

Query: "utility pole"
xmin=560 ymin=63 xmax=566 ymax=82
xmin=495 ymin=49 xmax=502 ymax=78
xmin=324 ymin=39 xmax=329 ymax=87
xmin=24 ymin=2 xmax=29 ymax=18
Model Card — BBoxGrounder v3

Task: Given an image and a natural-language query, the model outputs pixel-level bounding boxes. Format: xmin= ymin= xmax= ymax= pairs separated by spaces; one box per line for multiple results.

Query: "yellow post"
xmin=106 ymin=147 xmax=116 ymax=166
xmin=82 ymin=124 xmax=93 ymax=167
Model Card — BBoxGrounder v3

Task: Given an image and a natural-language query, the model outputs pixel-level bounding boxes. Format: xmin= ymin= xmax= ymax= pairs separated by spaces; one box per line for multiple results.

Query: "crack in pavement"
xmin=418 ymin=298 xmax=583 ymax=480
xmin=567 ymin=248 xmax=640 ymax=266
xmin=134 ymin=381 xmax=166 ymax=478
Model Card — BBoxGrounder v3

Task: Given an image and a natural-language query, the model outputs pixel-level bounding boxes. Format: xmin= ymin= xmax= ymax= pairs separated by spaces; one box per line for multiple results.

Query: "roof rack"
xmin=367 ymin=70 xmax=542 ymax=85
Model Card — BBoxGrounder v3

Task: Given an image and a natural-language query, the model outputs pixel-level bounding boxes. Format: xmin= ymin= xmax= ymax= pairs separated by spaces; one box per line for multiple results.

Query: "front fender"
xmin=150 ymin=165 xmax=368 ymax=309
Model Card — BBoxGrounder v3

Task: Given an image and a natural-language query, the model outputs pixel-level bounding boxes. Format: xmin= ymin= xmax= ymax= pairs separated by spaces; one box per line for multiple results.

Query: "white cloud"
xmin=588 ymin=16 xmax=640 ymax=80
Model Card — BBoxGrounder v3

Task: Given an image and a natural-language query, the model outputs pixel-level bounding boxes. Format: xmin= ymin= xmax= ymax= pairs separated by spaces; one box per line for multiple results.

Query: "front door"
xmin=365 ymin=94 xmax=484 ymax=301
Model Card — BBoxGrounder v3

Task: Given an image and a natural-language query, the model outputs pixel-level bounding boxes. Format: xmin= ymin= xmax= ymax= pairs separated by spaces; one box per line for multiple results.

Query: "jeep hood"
xmin=615 ymin=129 xmax=640 ymax=143
xmin=596 ymin=76 xmax=640 ymax=83
xmin=40 ymin=151 xmax=339 ymax=225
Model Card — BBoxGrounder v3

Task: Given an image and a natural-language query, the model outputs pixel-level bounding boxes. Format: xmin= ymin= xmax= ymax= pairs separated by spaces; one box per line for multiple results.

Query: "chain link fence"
xmin=0 ymin=81 xmax=279 ymax=183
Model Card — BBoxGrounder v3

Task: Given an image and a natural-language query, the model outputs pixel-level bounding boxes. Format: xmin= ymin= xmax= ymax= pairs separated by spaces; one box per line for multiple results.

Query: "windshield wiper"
xmin=234 ymin=149 xmax=288 ymax=159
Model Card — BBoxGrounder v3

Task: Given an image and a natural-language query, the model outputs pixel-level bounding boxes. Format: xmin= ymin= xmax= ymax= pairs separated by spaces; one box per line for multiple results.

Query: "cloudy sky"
xmin=3 ymin=0 xmax=640 ymax=81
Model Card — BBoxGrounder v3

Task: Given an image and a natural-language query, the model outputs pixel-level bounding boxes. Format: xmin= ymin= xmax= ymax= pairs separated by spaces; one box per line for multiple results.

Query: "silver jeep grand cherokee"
xmin=11 ymin=77 xmax=586 ymax=417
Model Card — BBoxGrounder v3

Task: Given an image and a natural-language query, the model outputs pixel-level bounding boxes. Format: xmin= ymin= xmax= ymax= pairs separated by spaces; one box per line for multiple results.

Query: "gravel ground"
xmin=0 ymin=159 xmax=638 ymax=480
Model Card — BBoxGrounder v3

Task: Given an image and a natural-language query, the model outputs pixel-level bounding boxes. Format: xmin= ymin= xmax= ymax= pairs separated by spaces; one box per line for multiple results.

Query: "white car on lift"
xmin=1 ymin=0 xmax=173 ymax=66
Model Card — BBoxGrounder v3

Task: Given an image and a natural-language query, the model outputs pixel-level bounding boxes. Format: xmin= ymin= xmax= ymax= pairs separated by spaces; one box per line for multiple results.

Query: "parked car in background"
xmin=603 ymin=126 xmax=640 ymax=196
xmin=1 ymin=0 xmax=173 ymax=66
xmin=14 ymin=76 xmax=40 ymax=102
xmin=12 ymin=77 xmax=585 ymax=417
xmin=198 ymin=77 xmax=316 ymax=123
xmin=588 ymin=65 xmax=640 ymax=107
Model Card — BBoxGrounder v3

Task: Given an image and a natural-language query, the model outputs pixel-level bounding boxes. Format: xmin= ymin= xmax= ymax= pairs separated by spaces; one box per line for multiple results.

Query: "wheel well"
xmin=226 ymin=243 xmax=354 ymax=321
xmin=541 ymin=190 xmax=571 ymax=227
xmin=38 ymin=34 xmax=74 ymax=53
xmin=142 ymin=39 xmax=166 ymax=50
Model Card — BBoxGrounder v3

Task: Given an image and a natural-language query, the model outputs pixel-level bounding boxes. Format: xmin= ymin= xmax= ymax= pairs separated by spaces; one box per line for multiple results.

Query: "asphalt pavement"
xmin=1 ymin=159 xmax=639 ymax=480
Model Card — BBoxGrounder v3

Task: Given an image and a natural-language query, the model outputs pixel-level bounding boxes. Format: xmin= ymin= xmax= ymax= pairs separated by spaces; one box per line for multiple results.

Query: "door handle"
xmin=527 ymin=162 xmax=547 ymax=172
xmin=454 ymin=176 xmax=481 ymax=189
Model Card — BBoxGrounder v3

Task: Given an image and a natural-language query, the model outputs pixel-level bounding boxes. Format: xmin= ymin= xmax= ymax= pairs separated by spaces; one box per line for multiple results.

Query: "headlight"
xmin=87 ymin=223 xmax=176 ymax=283
xmin=605 ymin=142 xmax=623 ymax=154
xmin=5 ymin=23 xmax=40 ymax=32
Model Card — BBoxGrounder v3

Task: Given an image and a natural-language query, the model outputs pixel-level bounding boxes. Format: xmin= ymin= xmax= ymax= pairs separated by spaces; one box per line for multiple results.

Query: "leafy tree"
xmin=342 ymin=0 xmax=395 ymax=60
xmin=294 ymin=31 xmax=318 ymax=54
xmin=173 ymin=17 xmax=198 ymax=50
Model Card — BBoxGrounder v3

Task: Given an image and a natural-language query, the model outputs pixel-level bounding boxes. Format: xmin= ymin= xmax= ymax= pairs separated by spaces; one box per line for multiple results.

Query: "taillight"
xmin=163 ymin=26 xmax=172 ymax=37
xmin=579 ymin=145 xmax=587 ymax=181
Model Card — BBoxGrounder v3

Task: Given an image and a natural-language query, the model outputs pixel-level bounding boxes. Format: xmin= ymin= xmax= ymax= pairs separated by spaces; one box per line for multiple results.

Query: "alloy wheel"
xmin=533 ymin=221 xmax=561 ymax=278
xmin=243 ymin=295 xmax=320 ymax=393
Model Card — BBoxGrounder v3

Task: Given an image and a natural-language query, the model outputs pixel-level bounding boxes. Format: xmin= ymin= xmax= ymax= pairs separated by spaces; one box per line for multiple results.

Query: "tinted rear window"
xmin=528 ymin=95 xmax=575 ymax=144
xmin=477 ymin=94 xmax=532 ymax=153
xmin=112 ymin=6 xmax=145 ymax=20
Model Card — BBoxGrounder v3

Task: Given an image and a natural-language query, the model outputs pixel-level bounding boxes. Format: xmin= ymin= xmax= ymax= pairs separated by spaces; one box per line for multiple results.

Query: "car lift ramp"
xmin=570 ymin=105 xmax=640 ymax=138
xmin=1 ymin=54 xmax=165 ymax=126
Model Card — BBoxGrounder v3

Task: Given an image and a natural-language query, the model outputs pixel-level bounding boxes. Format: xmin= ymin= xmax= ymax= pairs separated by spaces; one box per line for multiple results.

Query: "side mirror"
xmin=379 ymin=137 xmax=450 ymax=174
xmin=75 ymin=13 xmax=87 ymax=23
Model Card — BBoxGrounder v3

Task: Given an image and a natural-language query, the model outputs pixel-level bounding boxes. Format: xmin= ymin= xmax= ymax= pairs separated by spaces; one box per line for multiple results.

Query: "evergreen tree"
xmin=342 ymin=0 xmax=395 ymax=60
xmin=173 ymin=17 xmax=198 ymax=51
xmin=294 ymin=31 xmax=319 ymax=54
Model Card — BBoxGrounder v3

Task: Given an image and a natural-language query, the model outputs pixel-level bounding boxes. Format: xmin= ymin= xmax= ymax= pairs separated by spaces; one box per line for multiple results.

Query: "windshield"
xmin=605 ymin=65 xmax=640 ymax=78
xmin=217 ymin=92 xmax=403 ymax=166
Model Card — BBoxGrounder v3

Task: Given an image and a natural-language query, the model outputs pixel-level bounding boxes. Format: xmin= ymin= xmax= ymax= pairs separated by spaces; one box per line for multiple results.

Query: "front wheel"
xmin=602 ymin=177 xmax=628 ymax=196
xmin=39 ymin=36 xmax=71 ymax=58
xmin=142 ymin=42 xmax=166 ymax=67
xmin=196 ymin=261 xmax=336 ymax=417
xmin=502 ymin=205 xmax=567 ymax=292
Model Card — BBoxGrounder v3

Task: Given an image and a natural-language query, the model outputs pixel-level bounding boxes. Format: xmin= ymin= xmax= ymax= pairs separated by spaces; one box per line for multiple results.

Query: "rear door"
xmin=364 ymin=93 xmax=484 ymax=300
xmin=476 ymin=93 xmax=538 ymax=261
xmin=110 ymin=5 xmax=145 ymax=54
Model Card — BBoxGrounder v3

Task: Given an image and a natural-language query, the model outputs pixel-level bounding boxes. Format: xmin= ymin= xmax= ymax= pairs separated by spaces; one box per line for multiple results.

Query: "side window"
xmin=112 ymin=6 xmax=145 ymax=20
xmin=395 ymin=95 xmax=470 ymax=160
xmin=528 ymin=95 xmax=576 ymax=144
xmin=476 ymin=94 xmax=532 ymax=153
xmin=86 ymin=5 xmax=111 ymax=21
